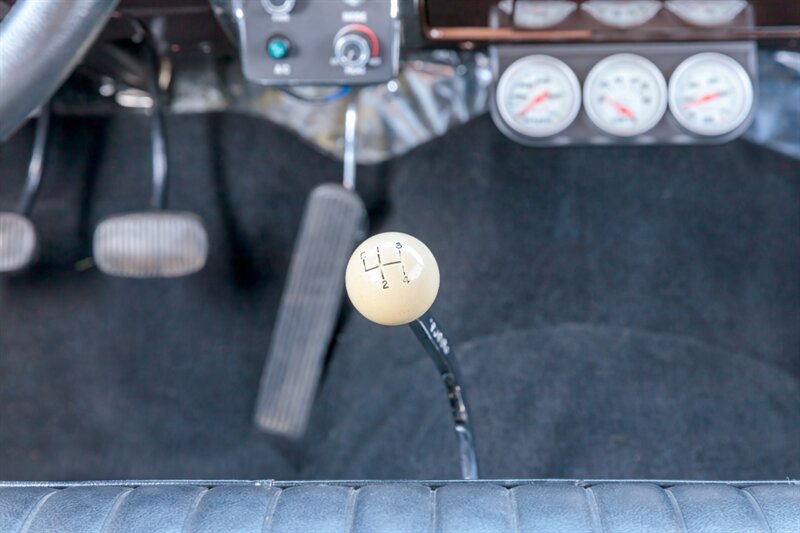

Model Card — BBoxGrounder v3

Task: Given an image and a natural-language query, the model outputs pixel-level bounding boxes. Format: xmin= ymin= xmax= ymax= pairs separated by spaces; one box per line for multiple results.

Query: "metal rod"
xmin=149 ymin=94 xmax=168 ymax=210
xmin=342 ymin=94 xmax=358 ymax=191
xmin=16 ymin=104 xmax=51 ymax=216
xmin=143 ymin=36 xmax=169 ymax=210
xmin=130 ymin=17 xmax=169 ymax=210
xmin=409 ymin=311 xmax=479 ymax=480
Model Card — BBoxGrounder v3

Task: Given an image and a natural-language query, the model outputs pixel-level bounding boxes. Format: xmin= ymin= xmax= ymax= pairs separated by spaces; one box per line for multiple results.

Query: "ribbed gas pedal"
xmin=0 ymin=213 xmax=37 ymax=273
xmin=254 ymin=184 xmax=367 ymax=438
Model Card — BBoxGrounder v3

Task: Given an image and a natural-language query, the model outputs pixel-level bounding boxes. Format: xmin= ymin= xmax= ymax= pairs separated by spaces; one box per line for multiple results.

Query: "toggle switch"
xmin=267 ymin=35 xmax=291 ymax=60
xmin=261 ymin=0 xmax=296 ymax=15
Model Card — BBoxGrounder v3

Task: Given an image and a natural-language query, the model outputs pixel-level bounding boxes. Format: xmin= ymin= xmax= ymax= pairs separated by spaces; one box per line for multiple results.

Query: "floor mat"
xmin=0 ymin=113 xmax=344 ymax=480
xmin=304 ymin=114 xmax=800 ymax=480
xmin=304 ymin=324 xmax=800 ymax=480
xmin=1 ymin=112 xmax=798 ymax=481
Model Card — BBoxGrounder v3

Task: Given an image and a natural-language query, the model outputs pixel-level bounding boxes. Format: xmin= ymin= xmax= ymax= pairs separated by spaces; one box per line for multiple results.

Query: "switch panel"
xmin=235 ymin=0 xmax=399 ymax=86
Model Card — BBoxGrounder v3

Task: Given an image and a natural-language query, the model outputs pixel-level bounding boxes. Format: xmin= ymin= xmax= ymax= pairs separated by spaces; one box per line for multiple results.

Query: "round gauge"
xmin=666 ymin=0 xmax=748 ymax=27
xmin=514 ymin=1 xmax=577 ymax=29
xmin=669 ymin=53 xmax=754 ymax=137
xmin=583 ymin=54 xmax=668 ymax=137
xmin=496 ymin=55 xmax=582 ymax=138
xmin=581 ymin=0 xmax=662 ymax=29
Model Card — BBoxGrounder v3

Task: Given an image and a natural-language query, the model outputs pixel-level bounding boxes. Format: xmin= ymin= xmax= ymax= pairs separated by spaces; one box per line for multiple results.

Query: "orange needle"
xmin=602 ymin=95 xmax=635 ymax=120
xmin=683 ymin=91 xmax=722 ymax=109
xmin=517 ymin=90 xmax=550 ymax=117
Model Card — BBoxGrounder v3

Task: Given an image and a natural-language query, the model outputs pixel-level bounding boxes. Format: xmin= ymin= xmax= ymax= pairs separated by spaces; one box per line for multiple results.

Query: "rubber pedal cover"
xmin=0 ymin=213 xmax=38 ymax=273
xmin=254 ymin=184 xmax=367 ymax=438
xmin=93 ymin=211 xmax=208 ymax=278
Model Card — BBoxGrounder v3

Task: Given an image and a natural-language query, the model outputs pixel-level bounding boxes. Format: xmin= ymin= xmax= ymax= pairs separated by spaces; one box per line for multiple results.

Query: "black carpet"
xmin=0 ymin=112 xmax=798 ymax=481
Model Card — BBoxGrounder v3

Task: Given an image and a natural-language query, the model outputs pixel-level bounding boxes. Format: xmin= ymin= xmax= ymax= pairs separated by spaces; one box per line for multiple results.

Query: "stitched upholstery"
xmin=0 ymin=480 xmax=797 ymax=532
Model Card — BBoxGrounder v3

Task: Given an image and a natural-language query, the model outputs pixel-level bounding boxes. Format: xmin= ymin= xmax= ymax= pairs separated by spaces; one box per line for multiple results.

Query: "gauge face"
xmin=496 ymin=55 xmax=582 ymax=138
xmin=583 ymin=54 xmax=668 ymax=137
xmin=666 ymin=0 xmax=748 ymax=27
xmin=669 ymin=53 xmax=753 ymax=137
xmin=514 ymin=1 xmax=577 ymax=29
xmin=581 ymin=0 xmax=662 ymax=28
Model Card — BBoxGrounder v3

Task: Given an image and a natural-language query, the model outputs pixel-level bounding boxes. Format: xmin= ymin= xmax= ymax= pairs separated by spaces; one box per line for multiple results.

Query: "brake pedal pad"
xmin=0 ymin=213 xmax=38 ymax=273
xmin=254 ymin=184 xmax=367 ymax=438
xmin=93 ymin=211 xmax=208 ymax=278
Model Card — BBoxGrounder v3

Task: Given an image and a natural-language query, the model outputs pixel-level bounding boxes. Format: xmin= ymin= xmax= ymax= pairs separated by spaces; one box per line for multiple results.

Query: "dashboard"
xmin=421 ymin=0 xmax=800 ymax=41
xmin=105 ymin=0 xmax=800 ymax=147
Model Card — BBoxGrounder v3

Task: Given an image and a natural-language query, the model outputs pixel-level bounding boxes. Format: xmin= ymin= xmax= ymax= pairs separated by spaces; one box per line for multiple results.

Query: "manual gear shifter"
xmin=345 ymin=232 xmax=479 ymax=479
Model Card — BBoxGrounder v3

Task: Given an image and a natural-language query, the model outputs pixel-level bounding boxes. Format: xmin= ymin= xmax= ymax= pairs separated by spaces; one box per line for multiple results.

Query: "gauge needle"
xmin=517 ymin=90 xmax=549 ymax=117
xmin=683 ymin=91 xmax=722 ymax=109
xmin=602 ymin=95 xmax=636 ymax=120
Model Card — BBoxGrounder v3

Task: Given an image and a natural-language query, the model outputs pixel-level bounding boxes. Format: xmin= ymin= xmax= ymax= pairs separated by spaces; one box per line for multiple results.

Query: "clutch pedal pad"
xmin=254 ymin=184 xmax=367 ymax=438
xmin=0 ymin=213 xmax=38 ymax=273
xmin=93 ymin=211 xmax=208 ymax=278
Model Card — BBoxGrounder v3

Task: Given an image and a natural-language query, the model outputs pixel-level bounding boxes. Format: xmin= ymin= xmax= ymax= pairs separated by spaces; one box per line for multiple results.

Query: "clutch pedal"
xmin=0 ymin=214 xmax=38 ymax=273
xmin=93 ymin=29 xmax=209 ymax=278
xmin=0 ymin=105 xmax=50 ymax=273
xmin=254 ymin=97 xmax=367 ymax=438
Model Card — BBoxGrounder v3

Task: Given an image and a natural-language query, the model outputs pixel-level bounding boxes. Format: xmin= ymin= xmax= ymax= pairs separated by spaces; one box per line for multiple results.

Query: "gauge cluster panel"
xmin=235 ymin=0 xmax=400 ymax=85
xmin=490 ymin=41 xmax=756 ymax=146
xmin=511 ymin=0 xmax=751 ymax=30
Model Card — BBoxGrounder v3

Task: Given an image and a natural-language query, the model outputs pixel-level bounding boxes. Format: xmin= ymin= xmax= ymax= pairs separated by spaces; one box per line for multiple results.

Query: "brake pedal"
xmin=254 ymin=96 xmax=367 ymax=438
xmin=93 ymin=30 xmax=209 ymax=279
xmin=93 ymin=212 xmax=208 ymax=278
xmin=1 ymin=105 xmax=50 ymax=273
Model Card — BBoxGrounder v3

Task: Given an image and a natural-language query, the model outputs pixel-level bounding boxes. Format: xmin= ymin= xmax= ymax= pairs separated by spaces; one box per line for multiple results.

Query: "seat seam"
xmin=260 ymin=488 xmax=282 ymax=533
xmin=508 ymin=487 xmax=520 ymax=533
xmin=430 ymin=487 xmax=437 ymax=533
xmin=181 ymin=487 xmax=210 ymax=533
xmin=344 ymin=488 xmax=359 ymax=533
xmin=583 ymin=486 xmax=605 ymax=533
xmin=98 ymin=487 xmax=134 ymax=533
xmin=741 ymin=488 xmax=774 ymax=533
xmin=663 ymin=488 xmax=688 ymax=533
xmin=17 ymin=489 xmax=57 ymax=533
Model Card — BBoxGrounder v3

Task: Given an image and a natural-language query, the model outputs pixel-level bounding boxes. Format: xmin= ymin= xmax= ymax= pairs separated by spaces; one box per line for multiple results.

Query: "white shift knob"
xmin=345 ymin=232 xmax=440 ymax=326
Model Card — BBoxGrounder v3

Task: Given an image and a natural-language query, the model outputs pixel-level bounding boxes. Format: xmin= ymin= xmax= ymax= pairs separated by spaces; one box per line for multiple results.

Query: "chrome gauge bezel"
xmin=513 ymin=1 xmax=578 ymax=29
xmin=583 ymin=53 xmax=668 ymax=137
xmin=665 ymin=0 xmax=748 ymax=27
xmin=581 ymin=0 xmax=662 ymax=29
xmin=495 ymin=54 xmax=582 ymax=139
xmin=668 ymin=52 xmax=754 ymax=137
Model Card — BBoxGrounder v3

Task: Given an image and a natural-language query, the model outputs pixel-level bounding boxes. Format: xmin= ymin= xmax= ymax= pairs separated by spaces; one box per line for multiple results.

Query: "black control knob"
xmin=333 ymin=28 xmax=376 ymax=70
xmin=261 ymin=0 xmax=295 ymax=15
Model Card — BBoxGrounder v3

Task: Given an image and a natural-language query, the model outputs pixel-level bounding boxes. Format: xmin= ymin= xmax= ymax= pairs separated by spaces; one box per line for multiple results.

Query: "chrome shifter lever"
xmin=345 ymin=232 xmax=480 ymax=479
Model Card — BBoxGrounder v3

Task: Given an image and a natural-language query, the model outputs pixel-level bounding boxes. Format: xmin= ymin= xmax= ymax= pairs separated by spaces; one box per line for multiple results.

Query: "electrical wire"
xmin=278 ymin=85 xmax=351 ymax=104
